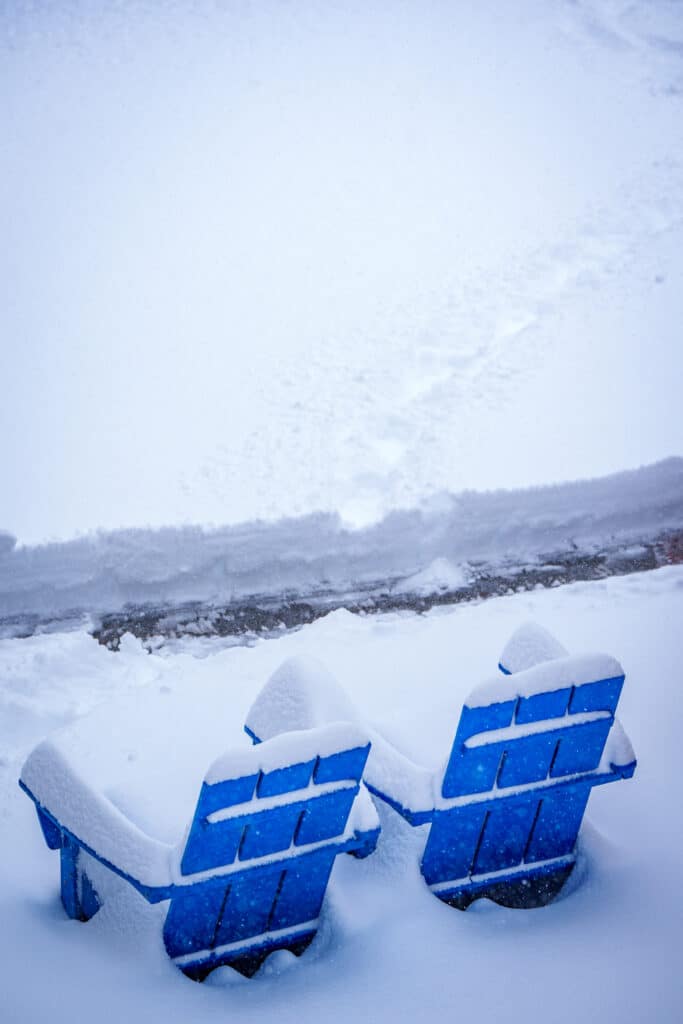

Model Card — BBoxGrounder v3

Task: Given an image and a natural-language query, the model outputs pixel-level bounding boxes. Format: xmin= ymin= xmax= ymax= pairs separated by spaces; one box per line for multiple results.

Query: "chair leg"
xmin=60 ymin=836 xmax=101 ymax=921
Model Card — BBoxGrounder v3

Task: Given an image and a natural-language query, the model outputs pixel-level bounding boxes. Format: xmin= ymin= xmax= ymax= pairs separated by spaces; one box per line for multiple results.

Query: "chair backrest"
xmin=441 ymin=653 xmax=625 ymax=798
xmin=164 ymin=723 xmax=371 ymax=975
xmin=420 ymin=653 xmax=632 ymax=905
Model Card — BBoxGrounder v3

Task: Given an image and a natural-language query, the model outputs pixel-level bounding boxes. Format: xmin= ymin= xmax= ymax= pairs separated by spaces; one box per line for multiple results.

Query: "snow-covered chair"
xmin=365 ymin=624 xmax=637 ymax=907
xmin=246 ymin=629 xmax=636 ymax=910
xmin=20 ymin=711 xmax=379 ymax=980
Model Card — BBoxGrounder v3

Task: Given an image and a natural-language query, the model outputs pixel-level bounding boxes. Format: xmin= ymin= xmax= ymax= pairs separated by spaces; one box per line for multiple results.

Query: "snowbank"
xmin=1 ymin=458 xmax=681 ymax=621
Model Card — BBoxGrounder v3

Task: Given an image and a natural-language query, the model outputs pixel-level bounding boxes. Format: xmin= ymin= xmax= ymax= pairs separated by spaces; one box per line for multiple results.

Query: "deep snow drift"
xmin=2 ymin=0 xmax=683 ymax=544
xmin=1 ymin=567 xmax=682 ymax=1022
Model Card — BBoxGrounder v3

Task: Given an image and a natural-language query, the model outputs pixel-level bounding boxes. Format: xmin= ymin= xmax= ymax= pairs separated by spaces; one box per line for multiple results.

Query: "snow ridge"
xmin=0 ymin=459 xmax=681 ymax=628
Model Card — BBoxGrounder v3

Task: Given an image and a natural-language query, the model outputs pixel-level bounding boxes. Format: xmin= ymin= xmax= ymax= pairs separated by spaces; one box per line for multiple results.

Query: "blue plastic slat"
xmin=196 ymin=775 xmax=259 ymax=817
xmin=350 ymin=823 xmax=382 ymax=859
xmin=454 ymin=701 xmax=517 ymax=743
xmin=550 ymin=719 xmax=612 ymax=777
xmin=257 ymin=760 xmax=315 ymax=798
xmin=59 ymin=837 xmax=80 ymax=920
xmin=496 ymin=733 xmax=558 ymax=787
xmin=525 ymin=784 xmax=591 ymax=862
xmin=238 ymin=805 xmax=303 ymax=861
xmin=421 ymin=805 xmax=488 ymax=886
xmin=314 ymin=745 xmax=369 ymax=785
xmin=473 ymin=796 xmax=539 ymax=875
xmin=180 ymin=817 xmax=246 ymax=875
xmin=515 ymin=688 xmax=572 ymax=724
xmin=268 ymin=849 xmax=336 ymax=931
xmin=80 ymin=870 xmax=102 ymax=920
xmin=441 ymin=742 xmax=506 ymax=798
xmin=569 ymin=676 xmax=624 ymax=714
xmin=58 ymin=837 xmax=100 ymax=921
xmin=163 ymin=877 xmax=231 ymax=958
xmin=216 ymin=866 xmax=283 ymax=945
xmin=295 ymin=789 xmax=357 ymax=846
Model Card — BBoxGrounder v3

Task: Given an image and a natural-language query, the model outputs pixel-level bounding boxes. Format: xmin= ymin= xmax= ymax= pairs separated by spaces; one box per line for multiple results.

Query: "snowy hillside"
xmin=2 ymin=0 xmax=683 ymax=544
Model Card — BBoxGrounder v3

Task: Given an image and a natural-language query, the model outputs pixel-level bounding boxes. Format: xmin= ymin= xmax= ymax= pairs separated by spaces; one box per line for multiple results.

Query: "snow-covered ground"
xmin=2 ymin=0 xmax=683 ymax=544
xmin=1 ymin=566 xmax=682 ymax=1022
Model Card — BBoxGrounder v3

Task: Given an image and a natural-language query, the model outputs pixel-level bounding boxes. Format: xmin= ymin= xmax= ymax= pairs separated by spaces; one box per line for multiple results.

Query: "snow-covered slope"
xmin=2 ymin=0 xmax=682 ymax=544
xmin=1 ymin=566 xmax=681 ymax=1022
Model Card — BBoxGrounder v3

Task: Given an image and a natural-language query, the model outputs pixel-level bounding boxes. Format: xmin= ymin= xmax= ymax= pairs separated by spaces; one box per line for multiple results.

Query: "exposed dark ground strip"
xmin=2 ymin=528 xmax=681 ymax=650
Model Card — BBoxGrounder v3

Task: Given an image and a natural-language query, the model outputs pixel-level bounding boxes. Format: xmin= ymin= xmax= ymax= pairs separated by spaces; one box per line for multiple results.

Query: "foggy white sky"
xmin=2 ymin=1 xmax=682 ymax=544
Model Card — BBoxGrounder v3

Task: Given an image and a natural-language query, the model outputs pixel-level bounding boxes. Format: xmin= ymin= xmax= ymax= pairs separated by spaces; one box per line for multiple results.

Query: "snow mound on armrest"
xmin=21 ymin=741 xmax=173 ymax=888
xmin=602 ymin=718 xmax=636 ymax=770
xmin=364 ymin=729 xmax=436 ymax=817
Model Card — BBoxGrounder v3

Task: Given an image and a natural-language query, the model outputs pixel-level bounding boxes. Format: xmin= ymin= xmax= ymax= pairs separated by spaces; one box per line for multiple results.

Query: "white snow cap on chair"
xmin=246 ymin=655 xmax=360 ymax=741
xmin=469 ymin=652 xmax=625 ymax=709
xmin=499 ymin=621 xmax=569 ymax=674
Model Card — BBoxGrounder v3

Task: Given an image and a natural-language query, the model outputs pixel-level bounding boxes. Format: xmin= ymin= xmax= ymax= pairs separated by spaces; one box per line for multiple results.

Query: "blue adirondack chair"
xmin=20 ymin=720 xmax=379 ymax=979
xmin=363 ymin=625 xmax=637 ymax=908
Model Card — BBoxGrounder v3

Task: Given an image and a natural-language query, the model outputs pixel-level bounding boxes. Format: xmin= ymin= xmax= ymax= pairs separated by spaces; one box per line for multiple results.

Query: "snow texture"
xmin=246 ymin=657 xmax=360 ymax=742
xmin=395 ymin=557 xmax=469 ymax=596
xmin=601 ymin=717 xmax=636 ymax=771
xmin=498 ymin=622 xmax=569 ymax=674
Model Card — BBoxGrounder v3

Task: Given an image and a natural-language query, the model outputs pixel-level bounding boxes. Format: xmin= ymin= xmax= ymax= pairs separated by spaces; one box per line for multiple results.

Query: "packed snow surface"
xmin=2 ymin=0 xmax=683 ymax=545
xmin=2 ymin=566 xmax=682 ymax=1022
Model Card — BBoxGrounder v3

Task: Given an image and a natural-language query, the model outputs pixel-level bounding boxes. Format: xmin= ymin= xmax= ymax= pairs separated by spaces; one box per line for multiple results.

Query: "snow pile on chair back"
xmin=498 ymin=621 xmax=569 ymax=674
xmin=245 ymin=656 xmax=435 ymax=823
xmin=245 ymin=655 xmax=359 ymax=743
